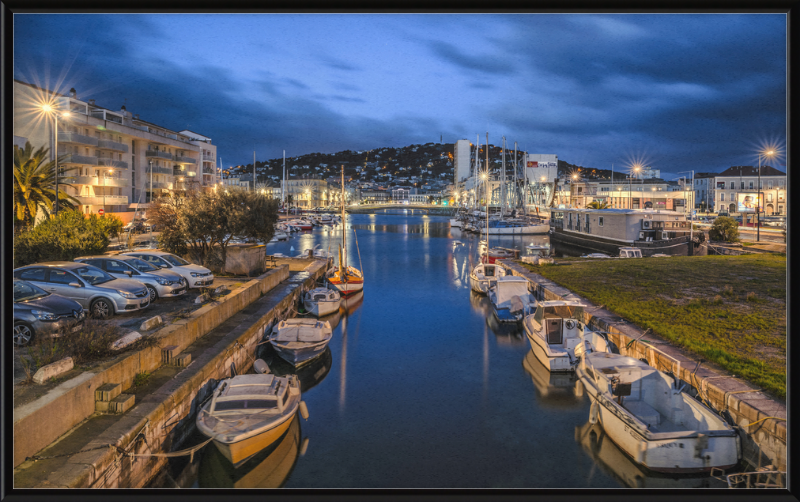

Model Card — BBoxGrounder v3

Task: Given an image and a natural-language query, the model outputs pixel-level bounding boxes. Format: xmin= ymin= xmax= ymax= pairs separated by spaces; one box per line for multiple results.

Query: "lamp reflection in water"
xmin=337 ymin=290 xmax=363 ymax=415
xmin=574 ymin=421 xmax=726 ymax=489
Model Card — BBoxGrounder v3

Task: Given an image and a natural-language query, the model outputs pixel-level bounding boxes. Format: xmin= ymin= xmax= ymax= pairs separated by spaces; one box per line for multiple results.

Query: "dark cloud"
xmin=426 ymin=40 xmax=516 ymax=76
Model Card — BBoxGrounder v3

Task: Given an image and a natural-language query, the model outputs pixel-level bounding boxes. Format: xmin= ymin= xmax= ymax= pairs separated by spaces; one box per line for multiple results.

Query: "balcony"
xmin=145 ymin=150 xmax=173 ymax=160
xmin=58 ymin=132 xmax=98 ymax=147
xmin=173 ymin=155 xmax=197 ymax=165
xmin=74 ymin=195 xmax=129 ymax=206
xmin=59 ymin=154 xmax=98 ymax=166
xmin=69 ymin=176 xmax=130 ymax=188
xmin=98 ymin=159 xmax=129 ymax=169
xmin=146 ymin=181 xmax=172 ymax=190
xmin=202 ymin=154 xmax=215 ymax=161
xmin=202 ymin=167 xmax=216 ymax=175
xmin=97 ymin=139 xmax=129 ymax=153
xmin=146 ymin=165 xmax=174 ymax=176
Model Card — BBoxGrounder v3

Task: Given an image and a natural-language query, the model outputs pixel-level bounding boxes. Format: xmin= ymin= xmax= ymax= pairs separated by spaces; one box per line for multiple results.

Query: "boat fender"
xmin=299 ymin=401 xmax=309 ymax=420
xmin=635 ymin=440 xmax=647 ymax=464
xmin=589 ymin=400 xmax=600 ymax=425
xmin=300 ymin=437 xmax=310 ymax=456
xmin=253 ymin=359 xmax=270 ymax=374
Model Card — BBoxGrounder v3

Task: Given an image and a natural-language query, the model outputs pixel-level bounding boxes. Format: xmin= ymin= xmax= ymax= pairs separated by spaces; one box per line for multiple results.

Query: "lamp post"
xmin=757 ymin=149 xmax=776 ymax=242
xmin=104 ymin=168 xmax=114 ymax=209
xmin=41 ymin=105 xmax=71 ymax=216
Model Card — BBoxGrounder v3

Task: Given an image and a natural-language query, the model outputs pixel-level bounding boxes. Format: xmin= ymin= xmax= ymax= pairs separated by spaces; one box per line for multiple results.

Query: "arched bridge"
xmin=346 ymin=204 xmax=457 ymax=216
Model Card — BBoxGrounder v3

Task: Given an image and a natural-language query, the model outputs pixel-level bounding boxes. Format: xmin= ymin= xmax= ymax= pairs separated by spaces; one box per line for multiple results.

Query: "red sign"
xmin=98 ymin=209 xmax=104 ymax=215
xmin=527 ymin=161 xmax=538 ymax=168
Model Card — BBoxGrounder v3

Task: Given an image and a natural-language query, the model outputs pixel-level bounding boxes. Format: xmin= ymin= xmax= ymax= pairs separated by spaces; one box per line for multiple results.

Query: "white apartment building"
xmin=13 ymin=80 xmax=218 ymax=222
xmin=453 ymin=139 xmax=473 ymax=183
xmin=710 ymin=165 xmax=787 ymax=215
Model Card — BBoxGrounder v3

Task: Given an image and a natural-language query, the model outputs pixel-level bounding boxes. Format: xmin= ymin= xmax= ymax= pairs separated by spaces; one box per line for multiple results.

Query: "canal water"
xmin=151 ymin=213 xmax=726 ymax=489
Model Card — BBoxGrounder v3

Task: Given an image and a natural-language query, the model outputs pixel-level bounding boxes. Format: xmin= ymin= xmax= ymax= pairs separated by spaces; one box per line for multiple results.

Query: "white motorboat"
xmin=269 ymin=231 xmax=289 ymax=243
xmin=480 ymin=219 xmax=550 ymax=235
xmin=269 ymin=319 xmax=333 ymax=367
xmin=449 ymin=218 xmax=462 ymax=228
xmin=487 ymin=276 xmax=536 ymax=323
xmin=296 ymin=244 xmax=333 ymax=259
xmin=619 ymin=247 xmax=643 ymax=258
xmin=577 ymin=352 xmax=740 ymax=473
xmin=469 ymin=262 xmax=507 ymax=294
xmin=302 ymin=287 xmax=341 ymax=317
xmin=522 ymin=300 xmax=611 ymax=372
xmin=196 ymin=370 xmax=307 ymax=467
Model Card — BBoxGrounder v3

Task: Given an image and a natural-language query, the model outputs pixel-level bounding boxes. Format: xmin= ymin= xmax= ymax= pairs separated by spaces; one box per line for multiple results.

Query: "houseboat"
xmin=550 ymin=209 xmax=707 ymax=257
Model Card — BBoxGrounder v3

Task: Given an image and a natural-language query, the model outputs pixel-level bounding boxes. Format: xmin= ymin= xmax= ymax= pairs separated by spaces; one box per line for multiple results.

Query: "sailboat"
xmin=325 ymin=165 xmax=364 ymax=296
xmin=469 ymin=145 xmax=506 ymax=294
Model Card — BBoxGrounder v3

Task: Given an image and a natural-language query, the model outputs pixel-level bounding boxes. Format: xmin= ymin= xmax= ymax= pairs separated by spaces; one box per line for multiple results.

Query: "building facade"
xmin=453 ymin=139 xmax=473 ymax=183
xmin=709 ymin=166 xmax=786 ymax=215
xmin=13 ymin=80 xmax=217 ymax=222
xmin=281 ymin=176 xmax=330 ymax=208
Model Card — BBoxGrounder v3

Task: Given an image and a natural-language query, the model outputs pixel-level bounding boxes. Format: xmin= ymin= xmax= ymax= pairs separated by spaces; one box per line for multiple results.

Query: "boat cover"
xmin=494 ymin=277 xmax=530 ymax=305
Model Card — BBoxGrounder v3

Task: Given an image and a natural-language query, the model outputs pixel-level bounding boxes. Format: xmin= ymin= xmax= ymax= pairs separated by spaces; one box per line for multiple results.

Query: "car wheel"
xmin=146 ymin=285 xmax=158 ymax=301
xmin=13 ymin=321 xmax=35 ymax=347
xmin=91 ymin=298 xmax=113 ymax=319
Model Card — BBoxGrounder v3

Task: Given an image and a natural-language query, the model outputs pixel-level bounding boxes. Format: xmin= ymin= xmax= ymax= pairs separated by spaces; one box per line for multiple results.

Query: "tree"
xmin=586 ymin=200 xmax=611 ymax=209
xmin=13 ymin=210 xmax=123 ymax=268
xmin=153 ymin=188 xmax=279 ymax=272
xmin=708 ymin=216 xmax=740 ymax=243
xmin=13 ymin=141 xmax=79 ymax=232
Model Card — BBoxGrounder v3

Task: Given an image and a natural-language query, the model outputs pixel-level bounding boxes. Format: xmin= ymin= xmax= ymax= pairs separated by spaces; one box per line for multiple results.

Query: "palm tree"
xmin=586 ymin=200 xmax=611 ymax=209
xmin=13 ymin=141 xmax=79 ymax=231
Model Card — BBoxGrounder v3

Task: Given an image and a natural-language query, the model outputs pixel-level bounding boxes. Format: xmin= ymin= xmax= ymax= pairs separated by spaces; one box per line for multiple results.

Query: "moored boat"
xmin=302 ymin=287 xmax=341 ymax=317
xmin=196 ymin=371 xmax=307 ymax=467
xmin=326 ymin=165 xmax=365 ymax=296
xmin=576 ymin=352 xmax=740 ymax=473
xmin=480 ymin=219 xmax=550 ymax=235
xmin=269 ymin=319 xmax=333 ymax=367
xmin=487 ymin=275 xmax=536 ymax=323
xmin=522 ymin=300 xmax=612 ymax=372
xmin=469 ymin=262 xmax=507 ymax=294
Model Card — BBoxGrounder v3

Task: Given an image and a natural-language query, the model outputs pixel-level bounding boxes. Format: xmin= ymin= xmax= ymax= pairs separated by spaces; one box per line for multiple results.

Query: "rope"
xmin=124 ymin=437 xmax=213 ymax=462
xmin=722 ymin=388 xmax=763 ymax=415
xmin=625 ymin=328 xmax=652 ymax=349
xmin=747 ymin=416 xmax=786 ymax=429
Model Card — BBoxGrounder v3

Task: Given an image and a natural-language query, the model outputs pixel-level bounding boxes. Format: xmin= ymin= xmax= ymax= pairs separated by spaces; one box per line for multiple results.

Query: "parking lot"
xmin=13 ymin=275 xmax=248 ymax=391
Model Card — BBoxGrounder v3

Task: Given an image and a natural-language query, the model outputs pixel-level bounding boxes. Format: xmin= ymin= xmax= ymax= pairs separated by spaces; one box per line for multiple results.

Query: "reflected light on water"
xmin=339 ymin=314 xmax=347 ymax=414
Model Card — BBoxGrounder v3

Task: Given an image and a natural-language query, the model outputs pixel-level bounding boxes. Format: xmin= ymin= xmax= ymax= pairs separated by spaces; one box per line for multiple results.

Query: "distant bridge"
xmin=346 ymin=204 xmax=457 ymax=216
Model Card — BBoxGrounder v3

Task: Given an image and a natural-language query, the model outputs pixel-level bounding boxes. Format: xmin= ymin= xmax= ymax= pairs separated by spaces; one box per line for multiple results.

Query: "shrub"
xmin=708 ymin=216 xmax=740 ymax=243
xmin=13 ymin=210 xmax=124 ymax=268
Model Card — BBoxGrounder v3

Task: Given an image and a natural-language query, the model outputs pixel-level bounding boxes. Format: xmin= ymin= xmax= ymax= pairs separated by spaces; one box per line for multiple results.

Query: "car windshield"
xmin=162 ymin=254 xmax=190 ymax=266
xmin=74 ymin=266 xmax=114 ymax=285
xmin=128 ymin=258 xmax=158 ymax=272
xmin=14 ymin=281 xmax=50 ymax=302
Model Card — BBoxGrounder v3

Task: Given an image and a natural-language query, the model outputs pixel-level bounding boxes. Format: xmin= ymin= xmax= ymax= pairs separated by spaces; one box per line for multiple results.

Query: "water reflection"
xmin=351 ymin=222 xmax=451 ymax=237
xmin=574 ymin=421 xmax=726 ymax=488
xmin=199 ymin=415 xmax=302 ymax=488
xmin=522 ymin=350 xmax=583 ymax=409
xmin=263 ymin=347 xmax=333 ymax=393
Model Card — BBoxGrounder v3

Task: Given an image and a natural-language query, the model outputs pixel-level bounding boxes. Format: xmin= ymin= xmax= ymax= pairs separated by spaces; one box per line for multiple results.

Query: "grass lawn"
xmin=519 ymin=254 xmax=786 ymax=399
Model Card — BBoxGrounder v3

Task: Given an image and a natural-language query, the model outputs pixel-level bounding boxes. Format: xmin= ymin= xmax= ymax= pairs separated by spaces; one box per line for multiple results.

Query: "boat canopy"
xmin=276 ymin=320 xmax=329 ymax=342
xmin=494 ymin=277 xmax=530 ymax=304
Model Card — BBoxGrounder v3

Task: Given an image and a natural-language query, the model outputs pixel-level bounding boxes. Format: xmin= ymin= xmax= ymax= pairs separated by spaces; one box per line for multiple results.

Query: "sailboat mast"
xmin=341 ymin=164 xmax=346 ymax=271
xmin=501 ymin=137 xmax=506 ymax=216
xmin=485 ymin=132 xmax=489 ymax=215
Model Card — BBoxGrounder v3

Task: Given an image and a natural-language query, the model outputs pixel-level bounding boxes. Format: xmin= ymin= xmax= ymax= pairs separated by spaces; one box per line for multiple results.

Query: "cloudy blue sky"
xmin=14 ymin=13 xmax=787 ymax=178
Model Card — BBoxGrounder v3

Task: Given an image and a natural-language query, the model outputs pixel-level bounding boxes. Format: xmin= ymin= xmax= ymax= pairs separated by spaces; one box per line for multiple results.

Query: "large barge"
xmin=549 ymin=208 xmax=707 ymax=257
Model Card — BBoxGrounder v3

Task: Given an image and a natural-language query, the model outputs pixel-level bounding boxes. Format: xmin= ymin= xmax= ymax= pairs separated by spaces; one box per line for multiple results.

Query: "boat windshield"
xmin=214 ymin=399 xmax=278 ymax=411
xmin=536 ymin=305 xmax=584 ymax=322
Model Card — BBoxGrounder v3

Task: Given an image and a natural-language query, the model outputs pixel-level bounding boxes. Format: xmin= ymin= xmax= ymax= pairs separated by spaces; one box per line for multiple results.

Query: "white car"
xmin=122 ymin=251 xmax=214 ymax=289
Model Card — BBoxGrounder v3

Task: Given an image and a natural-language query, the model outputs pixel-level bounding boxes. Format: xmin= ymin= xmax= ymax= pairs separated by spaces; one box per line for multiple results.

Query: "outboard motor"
xmin=253 ymin=359 xmax=271 ymax=374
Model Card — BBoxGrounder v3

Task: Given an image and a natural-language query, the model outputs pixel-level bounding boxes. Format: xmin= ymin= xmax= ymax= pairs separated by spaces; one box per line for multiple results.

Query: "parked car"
xmin=74 ymin=255 xmax=188 ymax=301
xmin=121 ymin=251 xmax=214 ymax=289
xmin=13 ymin=262 xmax=151 ymax=319
xmin=13 ymin=279 xmax=86 ymax=347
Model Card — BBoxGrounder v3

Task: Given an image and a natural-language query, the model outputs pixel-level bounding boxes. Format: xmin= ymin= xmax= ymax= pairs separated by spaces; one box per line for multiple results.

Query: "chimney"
xmin=134 ymin=114 xmax=140 ymax=120
xmin=88 ymin=99 xmax=96 ymax=106
xmin=69 ymin=88 xmax=77 ymax=98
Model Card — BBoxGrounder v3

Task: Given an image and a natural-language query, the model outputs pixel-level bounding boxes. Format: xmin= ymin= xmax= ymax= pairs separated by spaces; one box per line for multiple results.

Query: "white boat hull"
xmin=577 ymin=356 xmax=740 ymax=473
xmin=525 ymin=326 xmax=574 ymax=373
xmin=481 ymin=224 xmax=550 ymax=235
xmin=449 ymin=218 xmax=462 ymax=228
xmin=303 ymin=298 xmax=341 ymax=317
xmin=469 ymin=274 xmax=496 ymax=294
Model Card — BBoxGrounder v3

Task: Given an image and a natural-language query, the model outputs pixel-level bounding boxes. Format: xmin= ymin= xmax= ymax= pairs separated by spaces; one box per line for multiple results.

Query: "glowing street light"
xmin=40 ymin=103 xmax=71 ymax=215
xmin=757 ymin=148 xmax=777 ymax=242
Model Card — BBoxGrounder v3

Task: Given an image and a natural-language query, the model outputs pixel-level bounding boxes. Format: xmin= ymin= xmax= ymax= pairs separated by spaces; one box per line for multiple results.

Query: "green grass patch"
xmin=519 ymin=254 xmax=787 ymax=399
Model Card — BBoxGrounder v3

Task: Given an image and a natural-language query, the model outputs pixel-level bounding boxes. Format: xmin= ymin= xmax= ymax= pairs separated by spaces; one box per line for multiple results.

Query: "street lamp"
xmin=41 ymin=105 xmax=71 ymax=216
xmin=104 ymin=168 xmax=115 ymax=209
xmin=757 ymin=149 xmax=776 ymax=242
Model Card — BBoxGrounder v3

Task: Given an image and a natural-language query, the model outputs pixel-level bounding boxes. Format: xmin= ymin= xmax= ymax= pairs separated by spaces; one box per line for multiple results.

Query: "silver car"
xmin=13 ymin=279 xmax=86 ymax=346
xmin=74 ymin=255 xmax=188 ymax=301
xmin=122 ymin=251 xmax=214 ymax=289
xmin=13 ymin=261 xmax=151 ymax=319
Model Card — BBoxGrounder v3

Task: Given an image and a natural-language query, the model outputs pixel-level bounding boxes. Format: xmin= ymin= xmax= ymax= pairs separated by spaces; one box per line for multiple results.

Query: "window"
xmin=741 ymin=182 xmax=745 ymax=189
xmin=721 ymin=193 xmax=725 ymax=202
xmin=599 ymin=217 xmax=604 ymax=227
xmin=767 ymin=193 xmax=773 ymax=202
xmin=779 ymin=180 xmax=784 ymax=188
xmin=16 ymin=268 xmax=47 ymax=282
xmin=730 ymin=182 xmax=735 ymax=189
xmin=749 ymin=181 xmax=754 ymax=189
xmin=769 ymin=180 xmax=773 ymax=189
xmin=49 ymin=269 xmax=79 ymax=285
xmin=106 ymin=260 xmax=129 ymax=273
